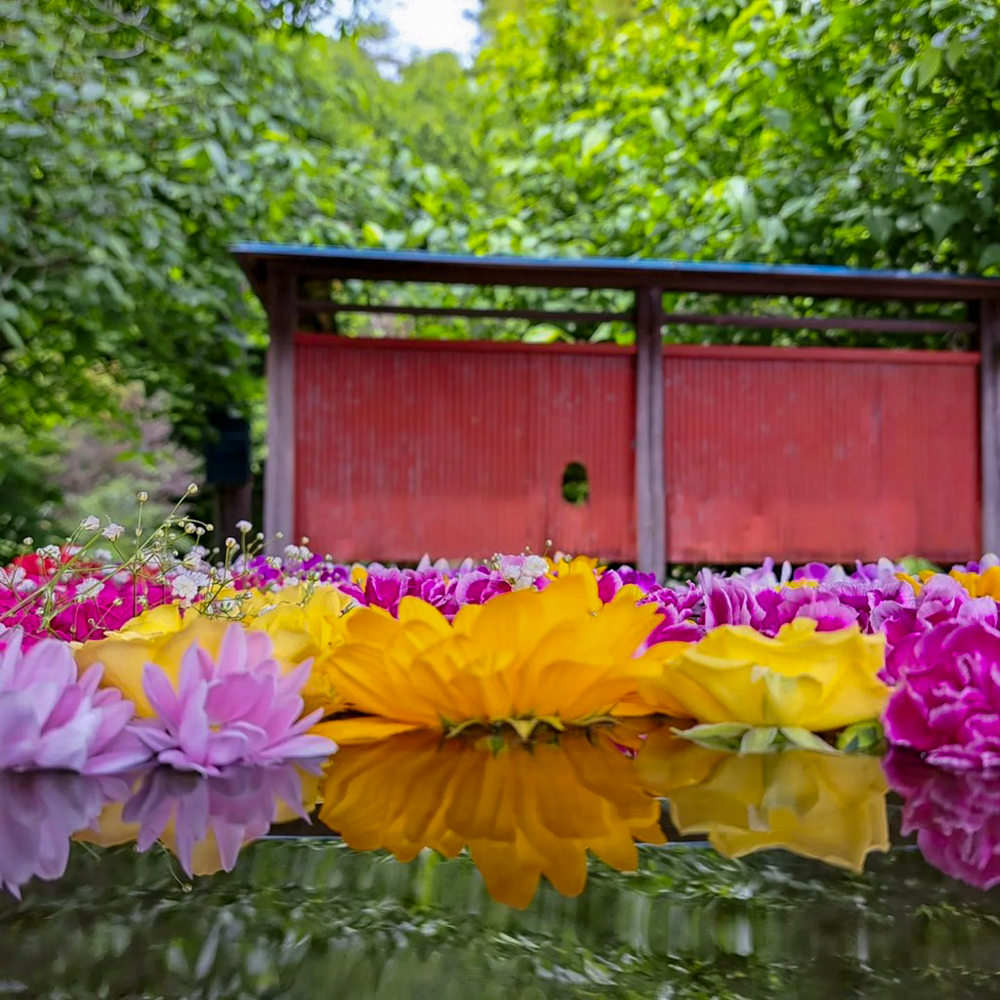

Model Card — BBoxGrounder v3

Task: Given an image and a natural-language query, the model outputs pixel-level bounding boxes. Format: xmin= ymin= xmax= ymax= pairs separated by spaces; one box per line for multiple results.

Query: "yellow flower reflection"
xmin=637 ymin=618 xmax=889 ymax=731
xmin=319 ymin=729 xmax=665 ymax=908
xmin=75 ymin=583 xmax=355 ymax=716
xmin=637 ymin=729 xmax=888 ymax=870
xmin=314 ymin=573 xmax=662 ymax=745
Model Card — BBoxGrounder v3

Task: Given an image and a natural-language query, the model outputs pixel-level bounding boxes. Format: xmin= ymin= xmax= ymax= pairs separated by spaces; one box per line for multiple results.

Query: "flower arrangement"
xmin=5 ymin=501 xmax=1000 ymax=904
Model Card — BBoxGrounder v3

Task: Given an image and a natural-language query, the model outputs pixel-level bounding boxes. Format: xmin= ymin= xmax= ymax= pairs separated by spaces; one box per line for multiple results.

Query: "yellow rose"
xmin=76 ymin=583 xmax=356 ymax=716
xmin=637 ymin=729 xmax=888 ymax=871
xmin=637 ymin=619 xmax=889 ymax=731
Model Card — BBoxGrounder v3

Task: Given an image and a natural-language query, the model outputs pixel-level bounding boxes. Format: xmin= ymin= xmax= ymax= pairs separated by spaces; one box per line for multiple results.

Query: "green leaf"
xmin=672 ymin=722 xmax=749 ymax=751
xmin=835 ymin=720 xmax=886 ymax=755
xmin=779 ymin=727 xmax=838 ymax=754
xmin=740 ymin=726 xmax=779 ymax=753
xmin=915 ymin=46 xmax=942 ymax=89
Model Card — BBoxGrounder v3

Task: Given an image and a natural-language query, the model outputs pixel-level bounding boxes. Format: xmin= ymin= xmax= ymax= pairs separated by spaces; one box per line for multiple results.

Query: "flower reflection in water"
xmin=319 ymin=728 xmax=665 ymax=908
xmin=885 ymin=750 xmax=1000 ymax=891
xmin=637 ymin=728 xmax=889 ymax=870
xmin=76 ymin=762 xmax=323 ymax=876
xmin=0 ymin=771 xmax=130 ymax=898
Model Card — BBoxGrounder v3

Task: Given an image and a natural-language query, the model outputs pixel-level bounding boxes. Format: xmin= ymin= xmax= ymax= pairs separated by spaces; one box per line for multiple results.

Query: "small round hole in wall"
xmin=561 ymin=461 xmax=590 ymax=505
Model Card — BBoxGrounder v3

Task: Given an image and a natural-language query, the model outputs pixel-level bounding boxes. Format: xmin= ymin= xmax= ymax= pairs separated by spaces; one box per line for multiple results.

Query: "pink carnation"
xmin=0 ymin=628 xmax=149 ymax=774
xmin=885 ymin=750 xmax=1000 ymax=890
xmin=130 ymin=624 xmax=336 ymax=775
xmin=883 ymin=622 xmax=1000 ymax=770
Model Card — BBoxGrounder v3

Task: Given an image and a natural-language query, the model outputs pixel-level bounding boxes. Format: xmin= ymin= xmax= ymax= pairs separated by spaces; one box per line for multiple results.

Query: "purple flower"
xmin=0 ymin=771 xmax=130 ymax=897
xmin=0 ymin=628 xmax=149 ymax=774
xmin=119 ymin=761 xmax=319 ymax=876
xmin=885 ymin=749 xmax=1000 ymax=890
xmin=129 ymin=624 xmax=336 ymax=775
xmin=883 ymin=621 xmax=1000 ymax=769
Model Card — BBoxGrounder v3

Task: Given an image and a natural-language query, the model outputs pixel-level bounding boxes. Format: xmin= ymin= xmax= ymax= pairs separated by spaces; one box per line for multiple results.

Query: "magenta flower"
xmin=0 ymin=628 xmax=149 ymax=774
xmin=129 ymin=624 xmax=336 ymax=775
xmin=883 ymin=621 xmax=1000 ymax=770
xmin=120 ymin=761 xmax=319 ymax=876
xmin=0 ymin=771 xmax=130 ymax=898
xmin=885 ymin=750 xmax=1000 ymax=890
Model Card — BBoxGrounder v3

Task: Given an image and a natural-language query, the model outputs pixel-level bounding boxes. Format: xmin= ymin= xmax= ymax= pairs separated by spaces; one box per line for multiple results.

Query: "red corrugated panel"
xmin=293 ymin=336 xmax=980 ymax=564
xmin=294 ymin=335 xmax=635 ymax=562
xmin=663 ymin=345 xmax=981 ymax=564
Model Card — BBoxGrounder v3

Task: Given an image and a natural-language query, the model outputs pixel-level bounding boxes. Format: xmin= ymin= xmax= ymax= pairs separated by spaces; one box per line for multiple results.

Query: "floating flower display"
xmin=313 ymin=572 xmax=664 ymax=745
xmin=75 ymin=761 xmax=322 ymax=877
xmin=0 ymin=628 xmax=149 ymax=774
xmin=637 ymin=618 xmax=890 ymax=732
xmin=318 ymin=728 xmax=665 ymax=908
xmin=883 ymin=621 xmax=1000 ymax=770
xmin=637 ymin=729 xmax=889 ymax=870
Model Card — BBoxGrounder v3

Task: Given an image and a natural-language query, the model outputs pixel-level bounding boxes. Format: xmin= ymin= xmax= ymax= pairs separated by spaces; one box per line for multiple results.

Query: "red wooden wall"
xmin=293 ymin=334 xmax=980 ymax=564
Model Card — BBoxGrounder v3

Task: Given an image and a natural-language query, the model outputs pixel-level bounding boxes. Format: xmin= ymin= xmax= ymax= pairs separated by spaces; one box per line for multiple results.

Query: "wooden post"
xmin=264 ymin=268 xmax=296 ymax=552
xmin=634 ymin=286 xmax=666 ymax=579
xmin=981 ymin=299 xmax=1000 ymax=555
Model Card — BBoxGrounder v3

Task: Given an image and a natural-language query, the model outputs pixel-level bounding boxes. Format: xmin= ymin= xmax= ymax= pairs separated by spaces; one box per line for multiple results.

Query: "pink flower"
xmin=129 ymin=624 xmax=336 ymax=775
xmin=0 ymin=628 xmax=149 ymax=774
xmin=883 ymin=622 xmax=1000 ymax=769
xmin=120 ymin=762 xmax=319 ymax=876
xmin=0 ymin=771 xmax=130 ymax=898
xmin=885 ymin=750 xmax=1000 ymax=890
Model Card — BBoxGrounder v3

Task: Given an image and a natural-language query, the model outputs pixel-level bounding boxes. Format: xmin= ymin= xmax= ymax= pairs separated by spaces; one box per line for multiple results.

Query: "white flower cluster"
xmin=493 ymin=553 xmax=549 ymax=591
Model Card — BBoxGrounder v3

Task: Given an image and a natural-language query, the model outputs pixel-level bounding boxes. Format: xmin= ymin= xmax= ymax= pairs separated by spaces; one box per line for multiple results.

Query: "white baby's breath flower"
xmin=93 ymin=548 xmax=113 ymax=563
xmin=522 ymin=555 xmax=549 ymax=580
xmin=36 ymin=545 xmax=61 ymax=561
xmin=236 ymin=520 xmax=252 ymax=533
xmin=74 ymin=579 xmax=103 ymax=602
xmin=170 ymin=575 xmax=200 ymax=602
xmin=80 ymin=515 xmax=100 ymax=532
xmin=102 ymin=523 xmax=124 ymax=541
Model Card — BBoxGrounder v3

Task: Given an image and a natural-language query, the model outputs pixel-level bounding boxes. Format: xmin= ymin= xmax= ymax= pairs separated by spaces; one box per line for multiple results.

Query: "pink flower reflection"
xmin=0 ymin=771 xmax=130 ymax=898
xmin=116 ymin=761 xmax=322 ymax=876
xmin=884 ymin=749 xmax=1000 ymax=890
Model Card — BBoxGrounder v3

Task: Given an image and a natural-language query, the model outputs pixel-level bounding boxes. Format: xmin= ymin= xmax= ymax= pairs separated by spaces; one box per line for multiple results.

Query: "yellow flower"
xmin=319 ymin=728 xmax=665 ymax=908
xmin=637 ymin=619 xmax=889 ymax=731
xmin=76 ymin=583 xmax=356 ymax=716
xmin=546 ymin=554 xmax=605 ymax=579
xmin=313 ymin=573 xmax=663 ymax=745
xmin=950 ymin=567 xmax=1000 ymax=600
xmin=636 ymin=729 xmax=888 ymax=870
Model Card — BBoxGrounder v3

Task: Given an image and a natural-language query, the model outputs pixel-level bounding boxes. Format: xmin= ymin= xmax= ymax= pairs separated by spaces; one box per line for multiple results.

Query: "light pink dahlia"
xmin=130 ymin=624 xmax=336 ymax=775
xmin=0 ymin=628 xmax=149 ymax=774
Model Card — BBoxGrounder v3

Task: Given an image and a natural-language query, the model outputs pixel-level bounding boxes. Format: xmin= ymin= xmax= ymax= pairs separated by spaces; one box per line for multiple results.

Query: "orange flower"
xmin=319 ymin=728 xmax=665 ymax=908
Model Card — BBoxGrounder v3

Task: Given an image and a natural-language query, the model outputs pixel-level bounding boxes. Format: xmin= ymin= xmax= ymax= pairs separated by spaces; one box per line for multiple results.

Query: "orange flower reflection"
xmin=319 ymin=729 xmax=665 ymax=908
xmin=637 ymin=729 xmax=888 ymax=871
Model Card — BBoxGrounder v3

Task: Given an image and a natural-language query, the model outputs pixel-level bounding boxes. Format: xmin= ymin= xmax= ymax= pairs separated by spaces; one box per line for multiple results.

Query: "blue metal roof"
xmin=231 ymin=242 xmax=1000 ymax=300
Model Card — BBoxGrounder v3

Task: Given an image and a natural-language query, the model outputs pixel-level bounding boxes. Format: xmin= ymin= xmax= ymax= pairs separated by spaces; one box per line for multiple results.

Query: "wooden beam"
xmin=661 ymin=312 xmax=975 ymax=335
xmin=297 ymin=301 xmax=631 ymax=324
xmin=264 ymin=268 xmax=297 ymax=553
xmin=981 ymin=299 xmax=1000 ymax=555
xmin=634 ymin=287 xmax=666 ymax=579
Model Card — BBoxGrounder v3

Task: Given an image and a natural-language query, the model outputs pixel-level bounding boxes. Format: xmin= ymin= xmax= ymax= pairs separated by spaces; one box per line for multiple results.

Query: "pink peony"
xmin=0 ymin=628 xmax=149 ymax=774
xmin=883 ymin=621 xmax=1000 ymax=769
xmin=885 ymin=750 xmax=1000 ymax=890
xmin=129 ymin=624 xmax=336 ymax=775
